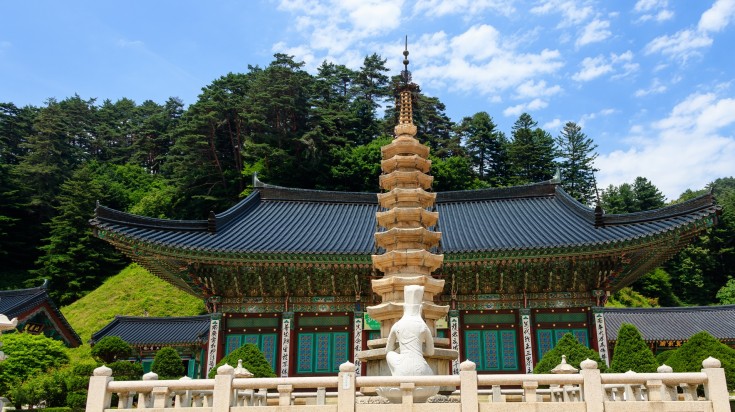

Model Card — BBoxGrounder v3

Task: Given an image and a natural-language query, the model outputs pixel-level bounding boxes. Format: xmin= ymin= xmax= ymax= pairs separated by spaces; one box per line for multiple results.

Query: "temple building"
xmin=0 ymin=281 xmax=81 ymax=347
xmin=89 ymin=50 xmax=720 ymax=379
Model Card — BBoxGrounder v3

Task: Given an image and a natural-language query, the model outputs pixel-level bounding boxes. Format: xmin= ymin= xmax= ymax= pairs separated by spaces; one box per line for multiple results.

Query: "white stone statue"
xmin=378 ymin=285 xmax=438 ymax=402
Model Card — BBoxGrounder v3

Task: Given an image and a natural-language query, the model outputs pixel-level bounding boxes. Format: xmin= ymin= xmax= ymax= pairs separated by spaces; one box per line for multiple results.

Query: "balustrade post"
xmin=317 ymin=387 xmax=327 ymax=405
xmin=400 ymin=382 xmax=415 ymax=409
xmin=152 ymin=387 xmax=170 ymax=408
xmin=86 ymin=365 xmax=113 ymax=412
xmin=213 ymin=363 xmax=235 ymax=412
xmin=702 ymin=357 xmax=730 ymax=412
xmin=579 ymin=359 xmax=603 ymax=412
xmin=522 ymin=381 xmax=538 ymax=402
xmin=138 ymin=371 xmax=159 ymax=408
xmin=459 ymin=360 xmax=478 ymax=412
xmin=338 ymin=362 xmax=356 ymax=412
xmin=278 ymin=384 xmax=294 ymax=406
xmin=656 ymin=364 xmax=676 ymax=401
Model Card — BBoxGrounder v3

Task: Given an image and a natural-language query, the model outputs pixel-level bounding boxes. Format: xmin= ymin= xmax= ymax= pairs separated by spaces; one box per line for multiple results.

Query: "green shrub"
xmin=0 ymin=332 xmax=69 ymax=395
xmin=41 ymin=408 xmax=73 ymax=412
xmin=109 ymin=360 xmax=143 ymax=380
xmin=151 ymin=347 xmax=184 ymax=379
xmin=533 ymin=333 xmax=607 ymax=373
xmin=666 ymin=331 xmax=735 ymax=390
xmin=208 ymin=343 xmax=276 ymax=378
xmin=609 ymin=323 xmax=659 ymax=372
xmin=91 ymin=336 xmax=132 ymax=364
xmin=656 ymin=349 xmax=676 ymax=365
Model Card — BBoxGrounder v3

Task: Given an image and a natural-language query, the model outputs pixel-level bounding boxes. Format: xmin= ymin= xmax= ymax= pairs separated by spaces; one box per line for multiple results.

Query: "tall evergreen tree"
xmin=29 ymin=164 xmax=125 ymax=304
xmin=458 ymin=112 xmax=510 ymax=186
xmin=352 ymin=54 xmax=391 ymax=145
xmin=414 ymin=94 xmax=460 ymax=160
xmin=508 ymin=113 xmax=556 ymax=184
xmin=632 ymin=176 xmax=665 ymax=210
xmin=556 ymin=121 xmax=598 ymax=204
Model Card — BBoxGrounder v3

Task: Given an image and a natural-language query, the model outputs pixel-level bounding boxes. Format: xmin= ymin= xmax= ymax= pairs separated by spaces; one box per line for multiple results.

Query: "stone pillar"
xmin=449 ymin=309 xmax=460 ymax=375
xmin=205 ymin=313 xmax=222 ymax=377
xmin=86 ymin=365 xmax=113 ymax=412
xmin=520 ymin=309 xmax=533 ymax=373
xmin=353 ymin=311 xmax=363 ymax=376
xmin=280 ymin=312 xmax=293 ymax=377
xmin=338 ymin=362 xmax=356 ymax=412
xmin=592 ymin=308 xmax=609 ymax=366
xmin=702 ymin=357 xmax=730 ymax=412
xmin=579 ymin=358 xmax=603 ymax=412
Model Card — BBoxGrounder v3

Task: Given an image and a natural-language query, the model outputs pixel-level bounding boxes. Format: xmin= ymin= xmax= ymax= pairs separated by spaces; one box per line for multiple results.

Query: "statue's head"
xmin=403 ymin=285 xmax=424 ymax=316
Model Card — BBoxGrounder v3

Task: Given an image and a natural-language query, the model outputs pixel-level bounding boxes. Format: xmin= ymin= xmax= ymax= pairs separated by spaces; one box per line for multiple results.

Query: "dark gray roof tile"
xmin=90 ymin=315 xmax=212 ymax=346
xmin=603 ymin=305 xmax=735 ymax=341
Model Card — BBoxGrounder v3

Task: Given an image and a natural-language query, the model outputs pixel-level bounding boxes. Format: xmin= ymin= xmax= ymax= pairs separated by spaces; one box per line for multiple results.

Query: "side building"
xmin=0 ymin=281 xmax=82 ymax=347
xmin=89 ymin=176 xmax=719 ymax=376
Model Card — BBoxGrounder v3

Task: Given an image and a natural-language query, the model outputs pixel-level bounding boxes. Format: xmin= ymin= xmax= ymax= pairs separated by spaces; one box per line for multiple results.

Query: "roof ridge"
xmin=602 ymin=304 xmax=735 ymax=313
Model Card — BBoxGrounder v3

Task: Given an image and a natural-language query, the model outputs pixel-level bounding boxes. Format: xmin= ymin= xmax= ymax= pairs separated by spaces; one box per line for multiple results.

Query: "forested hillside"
xmin=1 ymin=53 xmax=733 ymax=308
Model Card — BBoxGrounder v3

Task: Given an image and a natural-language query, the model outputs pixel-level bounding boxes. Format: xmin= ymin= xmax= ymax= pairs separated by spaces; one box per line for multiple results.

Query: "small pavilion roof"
xmin=603 ymin=305 xmax=735 ymax=342
xmin=0 ymin=282 xmax=82 ymax=346
xmin=91 ymin=179 xmax=718 ymax=256
xmin=90 ymin=315 xmax=211 ymax=347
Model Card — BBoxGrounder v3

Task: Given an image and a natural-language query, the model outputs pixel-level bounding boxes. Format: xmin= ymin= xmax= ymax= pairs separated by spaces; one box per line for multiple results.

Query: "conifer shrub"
xmin=533 ymin=333 xmax=607 ymax=373
xmin=91 ymin=336 xmax=132 ymax=364
xmin=656 ymin=349 xmax=676 ymax=365
xmin=608 ymin=323 xmax=659 ymax=372
xmin=109 ymin=360 xmax=143 ymax=380
xmin=151 ymin=347 xmax=185 ymax=379
xmin=666 ymin=331 xmax=735 ymax=390
xmin=208 ymin=343 xmax=276 ymax=378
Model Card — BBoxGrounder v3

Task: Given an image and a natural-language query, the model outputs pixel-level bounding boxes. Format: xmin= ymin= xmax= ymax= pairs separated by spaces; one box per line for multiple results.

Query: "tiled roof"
xmin=90 ymin=315 xmax=211 ymax=347
xmin=0 ymin=283 xmax=82 ymax=346
xmin=91 ymin=180 xmax=718 ymax=255
xmin=603 ymin=305 xmax=735 ymax=341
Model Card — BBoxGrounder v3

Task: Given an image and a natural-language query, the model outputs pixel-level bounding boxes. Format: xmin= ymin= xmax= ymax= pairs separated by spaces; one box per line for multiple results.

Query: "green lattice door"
xmin=296 ymin=332 xmax=350 ymax=374
xmin=463 ymin=330 xmax=519 ymax=371
xmin=225 ymin=333 xmax=278 ymax=371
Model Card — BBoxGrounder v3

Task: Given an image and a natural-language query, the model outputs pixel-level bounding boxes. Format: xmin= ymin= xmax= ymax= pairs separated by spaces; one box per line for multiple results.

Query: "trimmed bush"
xmin=666 ymin=331 xmax=735 ymax=390
xmin=109 ymin=360 xmax=143 ymax=380
xmin=151 ymin=347 xmax=185 ymax=379
xmin=0 ymin=332 xmax=69 ymax=395
xmin=533 ymin=333 xmax=607 ymax=373
xmin=91 ymin=336 xmax=132 ymax=364
xmin=656 ymin=349 xmax=676 ymax=365
xmin=208 ymin=343 xmax=276 ymax=378
xmin=609 ymin=323 xmax=658 ymax=372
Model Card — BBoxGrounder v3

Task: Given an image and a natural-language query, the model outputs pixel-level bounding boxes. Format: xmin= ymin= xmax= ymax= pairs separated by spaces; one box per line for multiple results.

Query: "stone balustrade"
xmin=86 ymin=358 xmax=730 ymax=412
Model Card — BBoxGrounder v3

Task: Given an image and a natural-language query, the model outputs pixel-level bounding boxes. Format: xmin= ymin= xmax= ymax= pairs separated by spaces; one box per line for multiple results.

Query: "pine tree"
xmin=556 ymin=121 xmax=598 ymax=204
xmin=459 ymin=112 xmax=510 ymax=186
xmin=633 ymin=176 xmax=666 ymax=210
xmin=30 ymin=164 xmax=125 ymax=304
xmin=609 ymin=323 xmax=658 ymax=372
xmin=666 ymin=331 xmax=735 ymax=390
xmin=508 ymin=113 xmax=556 ymax=184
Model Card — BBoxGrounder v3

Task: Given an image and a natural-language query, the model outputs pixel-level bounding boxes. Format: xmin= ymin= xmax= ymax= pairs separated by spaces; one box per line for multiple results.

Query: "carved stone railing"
xmin=86 ymin=358 xmax=730 ymax=412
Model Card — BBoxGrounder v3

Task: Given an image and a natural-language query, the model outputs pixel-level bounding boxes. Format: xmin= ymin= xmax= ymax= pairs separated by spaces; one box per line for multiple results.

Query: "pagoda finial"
xmin=401 ymin=35 xmax=411 ymax=84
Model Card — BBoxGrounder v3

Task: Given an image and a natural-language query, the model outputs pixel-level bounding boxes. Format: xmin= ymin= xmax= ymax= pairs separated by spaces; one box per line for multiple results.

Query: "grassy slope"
xmin=61 ymin=263 xmax=206 ymax=363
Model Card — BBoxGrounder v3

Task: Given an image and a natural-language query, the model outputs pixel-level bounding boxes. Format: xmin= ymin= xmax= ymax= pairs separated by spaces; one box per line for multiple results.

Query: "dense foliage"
xmin=151 ymin=347 xmax=185 ymax=379
xmin=208 ymin=343 xmax=276 ymax=378
xmin=608 ymin=323 xmax=659 ymax=373
xmin=665 ymin=331 xmax=735 ymax=390
xmin=533 ymin=333 xmax=606 ymax=373
xmin=0 ymin=332 xmax=70 ymax=396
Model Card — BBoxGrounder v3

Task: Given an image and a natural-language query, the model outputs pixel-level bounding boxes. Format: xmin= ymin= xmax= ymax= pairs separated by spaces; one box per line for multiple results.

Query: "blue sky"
xmin=2 ymin=0 xmax=735 ymax=200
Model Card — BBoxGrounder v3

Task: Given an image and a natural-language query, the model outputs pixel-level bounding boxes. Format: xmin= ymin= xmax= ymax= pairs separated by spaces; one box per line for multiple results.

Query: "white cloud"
xmin=450 ymin=25 xmax=501 ymax=61
xmin=514 ymin=80 xmax=562 ymax=99
xmin=644 ymin=29 xmax=712 ymax=61
xmin=531 ymin=0 xmax=593 ymax=27
xmin=543 ymin=118 xmax=562 ymax=130
xmin=578 ymin=108 xmax=615 ymax=128
xmin=634 ymin=0 xmax=673 ymax=22
xmin=503 ymin=98 xmax=548 ymax=117
xmin=413 ymin=0 xmax=515 ymax=18
xmin=117 ymin=39 xmax=144 ymax=48
xmin=634 ymin=0 xmax=665 ymax=12
xmin=572 ymin=55 xmax=613 ymax=81
xmin=699 ymin=0 xmax=735 ymax=32
xmin=576 ymin=19 xmax=611 ymax=47
xmin=634 ymin=78 xmax=667 ymax=97
xmin=596 ymin=91 xmax=735 ymax=200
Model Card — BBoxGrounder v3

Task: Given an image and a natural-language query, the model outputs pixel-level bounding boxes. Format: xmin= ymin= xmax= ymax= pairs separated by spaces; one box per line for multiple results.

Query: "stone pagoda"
xmin=358 ymin=43 xmax=457 ymax=381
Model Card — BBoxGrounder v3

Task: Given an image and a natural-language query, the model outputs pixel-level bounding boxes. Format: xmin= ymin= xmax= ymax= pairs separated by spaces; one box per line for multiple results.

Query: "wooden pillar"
xmin=353 ymin=311 xmax=363 ymax=376
xmin=592 ymin=308 xmax=609 ymax=366
xmin=280 ymin=312 xmax=293 ymax=377
xmin=205 ymin=313 xmax=222 ymax=377
xmin=449 ymin=309 xmax=460 ymax=375
xmin=520 ymin=309 xmax=533 ymax=373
